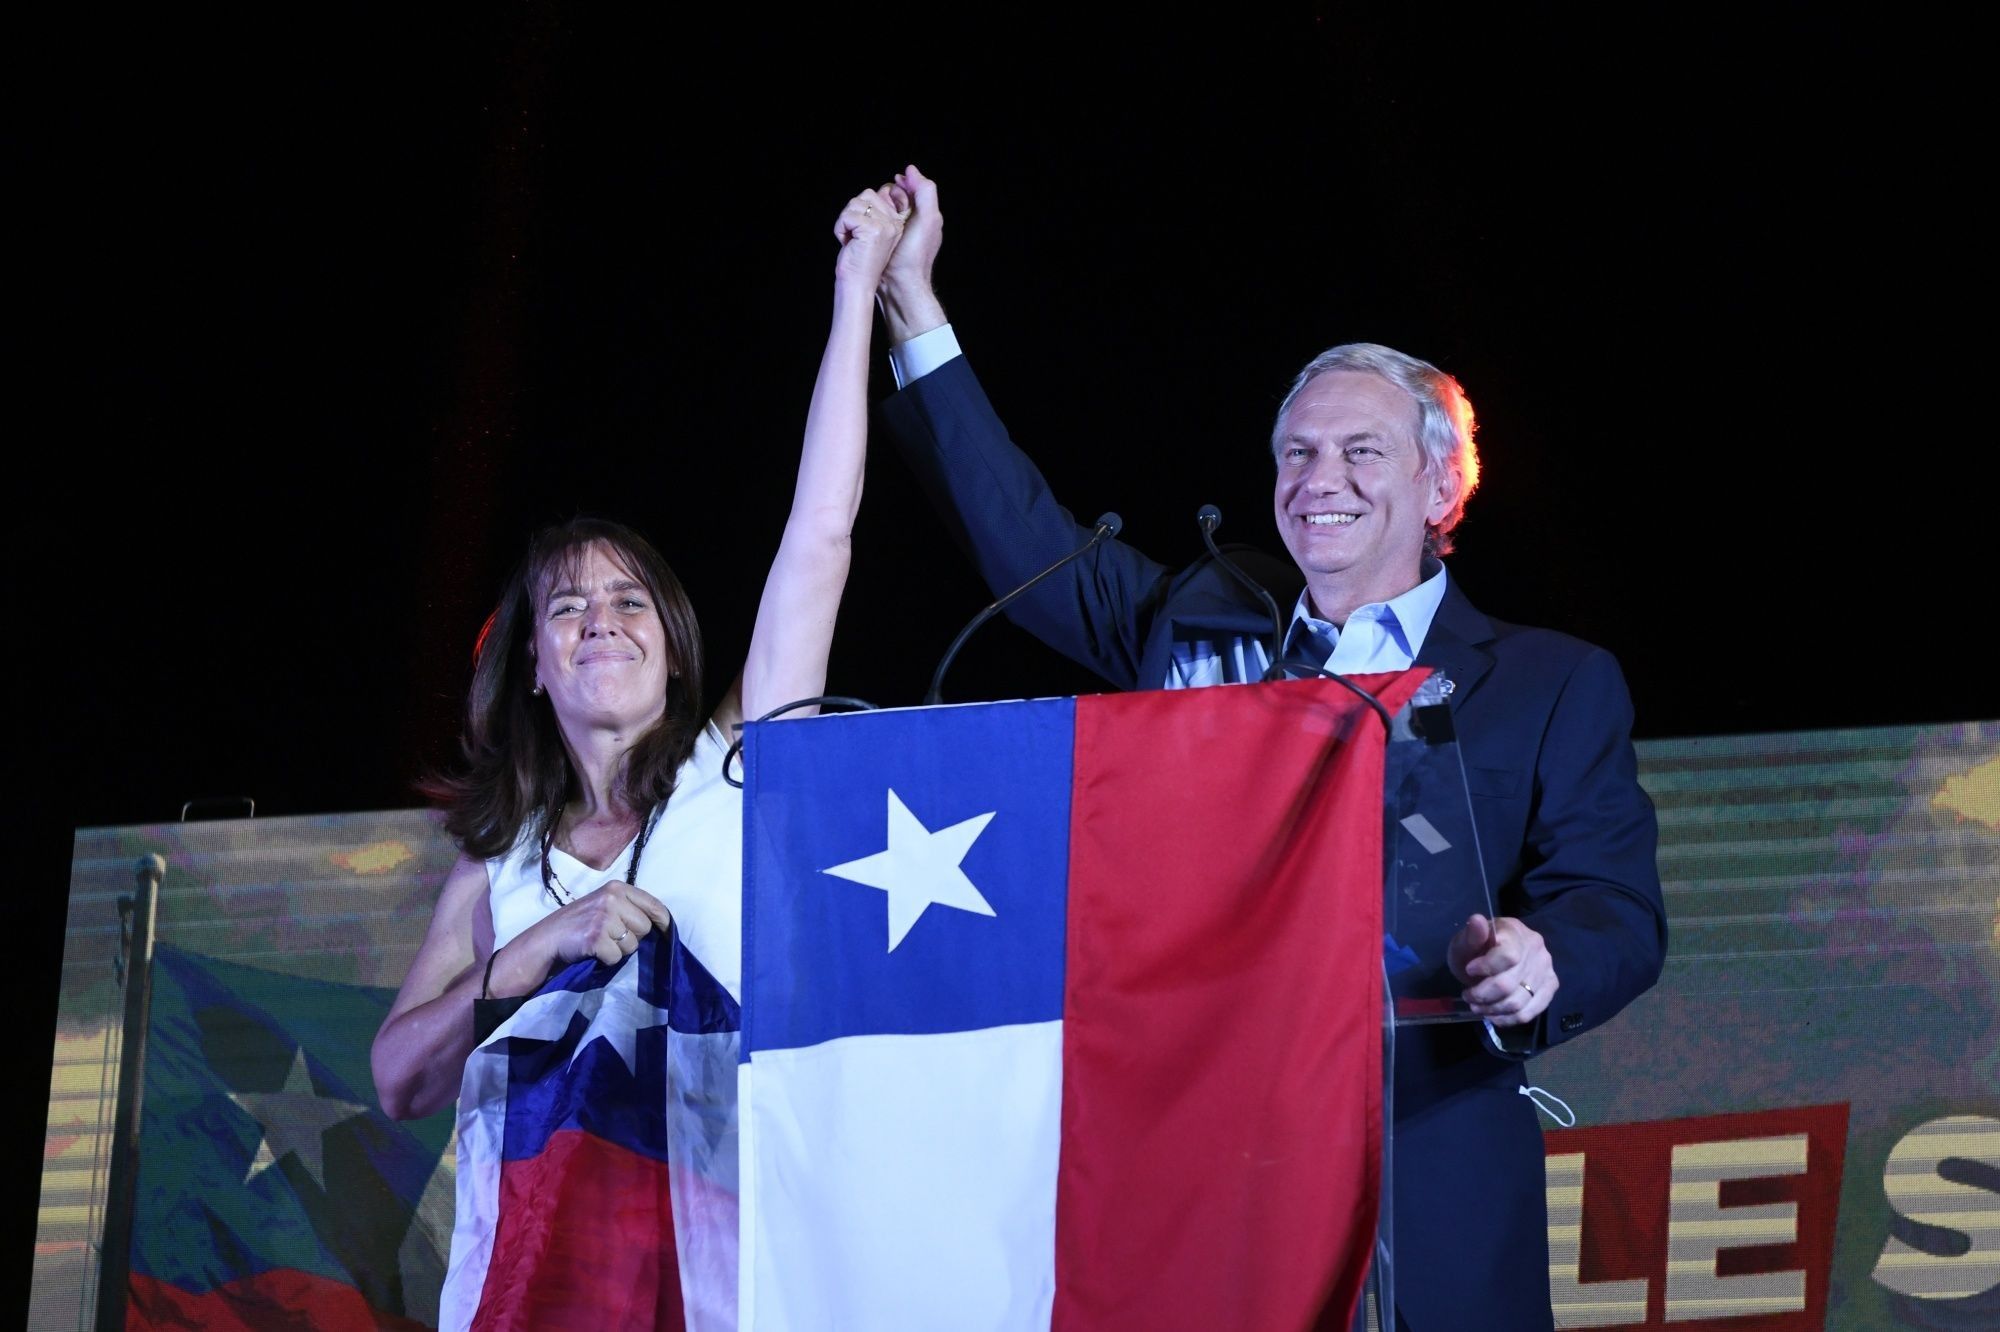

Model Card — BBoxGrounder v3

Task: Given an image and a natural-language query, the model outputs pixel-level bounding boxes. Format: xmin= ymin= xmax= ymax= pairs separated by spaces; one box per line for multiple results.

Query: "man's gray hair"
xmin=1270 ymin=343 xmax=1480 ymax=557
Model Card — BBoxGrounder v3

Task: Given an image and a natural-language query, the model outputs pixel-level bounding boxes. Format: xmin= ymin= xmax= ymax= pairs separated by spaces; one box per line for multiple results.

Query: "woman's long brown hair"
xmin=423 ymin=517 xmax=706 ymax=861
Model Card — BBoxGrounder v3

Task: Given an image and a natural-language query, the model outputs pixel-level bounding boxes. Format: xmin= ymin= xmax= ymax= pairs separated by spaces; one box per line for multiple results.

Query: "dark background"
xmin=14 ymin=5 xmax=1990 ymax=1314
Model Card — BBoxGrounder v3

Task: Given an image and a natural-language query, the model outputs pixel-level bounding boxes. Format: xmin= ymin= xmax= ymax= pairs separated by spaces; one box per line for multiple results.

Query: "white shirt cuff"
xmin=888 ymin=323 xmax=963 ymax=390
xmin=1484 ymin=1017 xmax=1536 ymax=1058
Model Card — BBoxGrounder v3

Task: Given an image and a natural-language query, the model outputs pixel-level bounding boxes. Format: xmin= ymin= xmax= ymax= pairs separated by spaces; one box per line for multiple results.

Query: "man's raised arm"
xmin=870 ymin=164 xmax=1172 ymax=690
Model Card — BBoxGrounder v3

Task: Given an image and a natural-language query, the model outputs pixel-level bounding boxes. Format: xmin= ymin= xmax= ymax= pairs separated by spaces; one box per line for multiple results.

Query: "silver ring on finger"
xmin=1521 ymin=981 xmax=1535 ymax=999
xmin=613 ymin=929 xmax=630 ymax=945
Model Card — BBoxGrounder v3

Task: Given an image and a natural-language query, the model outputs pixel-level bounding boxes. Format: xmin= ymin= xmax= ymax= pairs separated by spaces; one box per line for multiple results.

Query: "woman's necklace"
xmin=540 ymin=802 xmax=658 ymax=906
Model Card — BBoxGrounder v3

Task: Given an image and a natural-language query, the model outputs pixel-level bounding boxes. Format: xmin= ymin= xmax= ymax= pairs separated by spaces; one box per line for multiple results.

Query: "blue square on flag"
xmin=741 ymin=697 xmax=1073 ymax=1056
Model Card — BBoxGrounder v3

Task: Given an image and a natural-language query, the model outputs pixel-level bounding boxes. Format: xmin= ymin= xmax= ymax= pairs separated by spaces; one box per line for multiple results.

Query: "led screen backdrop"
xmin=32 ymin=721 xmax=2000 ymax=1329
xmin=35 ymin=811 xmax=462 ymax=1329
xmin=1530 ymin=721 xmax=1998 ymax=1329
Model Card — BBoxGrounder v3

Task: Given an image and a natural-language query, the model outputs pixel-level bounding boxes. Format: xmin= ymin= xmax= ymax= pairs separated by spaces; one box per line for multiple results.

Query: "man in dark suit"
xmin=870 ymin=166 xmax=1666 ymax=1331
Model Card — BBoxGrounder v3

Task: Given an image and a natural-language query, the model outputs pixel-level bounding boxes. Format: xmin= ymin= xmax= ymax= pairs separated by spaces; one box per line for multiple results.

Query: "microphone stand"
xmin=1196 ymin=503 xmax=1283 ymax=665
xmin=925 ymin=513 xmax=1123 ymax=707
xmin=1263 ymin=658 xmax=1393 ymax=732
xmin=722 ymin=695 xmax=880 ymax=789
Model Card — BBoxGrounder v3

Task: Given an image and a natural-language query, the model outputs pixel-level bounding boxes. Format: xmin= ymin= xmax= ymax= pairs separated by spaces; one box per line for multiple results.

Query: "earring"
xmin=532 ymin=682 xmax=545 ymax=697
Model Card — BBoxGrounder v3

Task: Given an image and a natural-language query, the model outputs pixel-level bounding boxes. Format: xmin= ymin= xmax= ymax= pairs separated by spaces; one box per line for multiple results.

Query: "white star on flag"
xmin=228 ymin=1045 xmax=369 ymax=1188
xmin=492 ymin=950 xmax=669 ymax=1073
xmin=823 ymin=788 xmax=998 ymax=950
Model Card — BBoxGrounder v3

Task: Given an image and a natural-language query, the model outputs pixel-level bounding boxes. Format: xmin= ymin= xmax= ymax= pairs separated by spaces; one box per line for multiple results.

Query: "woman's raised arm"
xmin=722 ymin=185 xmax=906 ymax=731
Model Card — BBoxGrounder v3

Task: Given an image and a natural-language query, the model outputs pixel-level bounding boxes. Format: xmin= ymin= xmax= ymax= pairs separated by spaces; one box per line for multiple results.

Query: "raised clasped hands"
xmin=1449 ymin=913 xmax=1558 ymax=1028
xmin=833 ymin=184 xmax=910 ymax=290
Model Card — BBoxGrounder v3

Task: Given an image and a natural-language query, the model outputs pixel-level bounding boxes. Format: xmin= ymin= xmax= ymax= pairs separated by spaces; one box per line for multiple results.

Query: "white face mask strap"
xmin=1519 ymin=1082 xmax=1576 ymax=1128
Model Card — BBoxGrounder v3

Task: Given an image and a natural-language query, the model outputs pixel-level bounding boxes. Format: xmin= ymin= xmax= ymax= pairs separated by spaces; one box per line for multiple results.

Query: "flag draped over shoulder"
xmin=128 ymin=945 xmax=456 ymax=1331
xmin=442 ymin=927 xmax=740 ymax=1332
xmin=739 ymin=673 xmax=1425 ymax=1331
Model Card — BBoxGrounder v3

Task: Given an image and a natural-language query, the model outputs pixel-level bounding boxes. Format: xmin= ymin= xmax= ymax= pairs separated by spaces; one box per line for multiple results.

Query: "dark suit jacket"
xmin=883 ymin=355 xmax=1667 ymax=1331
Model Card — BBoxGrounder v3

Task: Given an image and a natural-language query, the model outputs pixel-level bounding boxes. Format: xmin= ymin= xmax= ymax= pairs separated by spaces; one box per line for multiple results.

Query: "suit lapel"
xmin=1415 ymin=580 xmax=1497 ymax=710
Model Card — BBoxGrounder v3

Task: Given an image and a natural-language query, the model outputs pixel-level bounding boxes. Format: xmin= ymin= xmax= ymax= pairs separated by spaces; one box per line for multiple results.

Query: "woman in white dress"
xmin=371 ymin=182 xmax=906 ymax=1121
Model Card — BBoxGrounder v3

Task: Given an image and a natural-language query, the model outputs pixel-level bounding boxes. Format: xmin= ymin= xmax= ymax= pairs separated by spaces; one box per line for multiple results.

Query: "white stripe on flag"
xmin=741 ymin=1021 xmax=1063 ymax=1332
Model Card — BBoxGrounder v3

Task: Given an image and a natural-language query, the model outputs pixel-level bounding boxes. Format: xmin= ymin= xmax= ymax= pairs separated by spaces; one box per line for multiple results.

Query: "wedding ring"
xmin=613 ymin=929 xmax=630 ymax=944
xmin=1522 ymin=982 xmax=1535 ymax=999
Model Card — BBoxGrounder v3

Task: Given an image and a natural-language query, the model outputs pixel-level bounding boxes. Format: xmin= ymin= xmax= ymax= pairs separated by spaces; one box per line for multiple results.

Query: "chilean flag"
xmin=442 ymin=929 xmax=740 ymax=1332
xmin=739 ymin=674 xmax=1423 ymax=1331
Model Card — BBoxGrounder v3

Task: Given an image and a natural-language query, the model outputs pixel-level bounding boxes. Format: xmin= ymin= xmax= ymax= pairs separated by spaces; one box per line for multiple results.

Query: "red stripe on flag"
xmin=128 ymin=1269 xmax=431 ymax=1331
xmin=1057 ymin=673 xmax=1425 ymax=1330
xmin=471 ymin=1128 xmax=685 ymax=1332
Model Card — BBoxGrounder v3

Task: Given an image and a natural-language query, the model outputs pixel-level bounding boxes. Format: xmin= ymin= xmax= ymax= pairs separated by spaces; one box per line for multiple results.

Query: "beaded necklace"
xmin=539 ymin=801 xmax=660 ymax=905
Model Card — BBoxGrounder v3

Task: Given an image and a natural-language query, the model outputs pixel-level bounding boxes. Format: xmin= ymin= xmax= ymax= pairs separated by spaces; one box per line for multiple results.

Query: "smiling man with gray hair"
xmin=869 ymin=164 xmax=1665 ymax=1331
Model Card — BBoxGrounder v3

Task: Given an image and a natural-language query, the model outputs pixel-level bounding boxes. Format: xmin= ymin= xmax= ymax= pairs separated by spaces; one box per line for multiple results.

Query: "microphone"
xmin=925 ymin=513 xmax=1123 ymax=706
xmin=1195 ymin=504 xmax=1284 ymax=668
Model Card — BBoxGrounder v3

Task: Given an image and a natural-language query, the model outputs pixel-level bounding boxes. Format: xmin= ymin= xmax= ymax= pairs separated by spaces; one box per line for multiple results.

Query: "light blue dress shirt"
xmin=1166 ymin=573 xmax=1448 ymax=687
